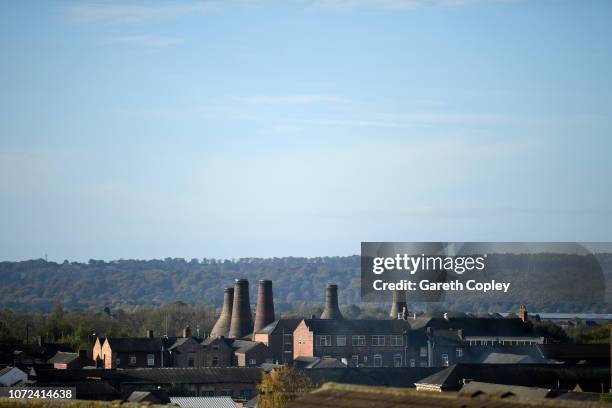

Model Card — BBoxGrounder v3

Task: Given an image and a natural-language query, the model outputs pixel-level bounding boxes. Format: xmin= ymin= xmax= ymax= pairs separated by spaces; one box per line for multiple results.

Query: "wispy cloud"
xmin=102 ymin=35 xmax=185 ymax=47
xmin=67 ymin=2 xmax=219 ymax=24
xmin=311 ymin=0 xmax=483 ymax=11
xmin=233 ymin=95 xmax=358 ymax=105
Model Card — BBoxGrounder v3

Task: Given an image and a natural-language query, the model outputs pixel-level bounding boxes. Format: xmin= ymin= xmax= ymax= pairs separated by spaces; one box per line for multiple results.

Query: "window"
xmin=351 ymin=355 xmax=359 ymax=367
xmin=390 ymin=335 xmax=403 ymax=346
xmin=147 ymin=354 xmax=155 ymax=366
xmin=316 ymin=335 xmax=332 ymax=346
xmin=441 ymin=353 xmax=449 ymax=367
xmin=373 ymin=354 xmax=382 ymax=367
xmin=456 ymin=348 xmax=463 ymax=358
xmin=337 ymin=335 xmax=346 ymax=346
xmin=249 ymin=358 xmax=257 ymax=365
xmin=212 ymin=357 xmax=219 ymax=367
xmin=419 ymin=347 xmax=427 ymax=357
xmin=284 ymin=334 xmax=293 ymax=345
xmin=393 ymin=354 xmax=402 ymax=367
xmin=188 ymin=357 xmax=195 ymax=367
xmin=409 ymin=359 xmax=416 ymax=367
xmin=352 ymin=335 xmax=365 ymax=346
xmin=129 ymin=354 xmax=137 ymax=366
xmin=212 ymin=345 xmax=219 ymax=351
xmin=372 ymin=335 xmax=385 ymax=346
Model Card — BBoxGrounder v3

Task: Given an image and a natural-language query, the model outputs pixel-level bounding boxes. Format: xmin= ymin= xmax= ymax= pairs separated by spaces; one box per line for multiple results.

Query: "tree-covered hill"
xmin=0 ymin=257 xmax=362 ymax=312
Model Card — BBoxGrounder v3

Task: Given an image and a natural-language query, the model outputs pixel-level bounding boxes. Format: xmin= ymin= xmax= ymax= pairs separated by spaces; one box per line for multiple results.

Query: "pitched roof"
xmin=231 ymin=340 xmax=263 ymax=354
xmin=415 ymin=363 xmax=611 ymax=392
xmin=170 ymin=397 xmax=237 ymax=408
xmin=105 ymin=337 xmax=177 ymax=352
xmin=304 ymin=367 xmax=439 ymax=388
xmin=121 ymin=367 xmax=262 ymax=384
xmin=48 ymin=351 xmax=80 ymax=364
xmin=414 ymin=317 xmax=535 ymax=337
xmin=255 ymin=319 xmax=302 ymax=335
xmin=302 ymin=319 xmax=411 ymax=334
xmin=459 ymin=381 xmax=555 ymax=400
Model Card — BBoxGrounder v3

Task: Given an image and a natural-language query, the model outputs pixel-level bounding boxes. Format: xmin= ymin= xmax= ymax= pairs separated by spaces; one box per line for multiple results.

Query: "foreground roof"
xmin=285 ymin=382 xmax=610 ymax=408
xmin=120 ymin=367 xmax=262 ymax=384
xmin=48 ymin=351 xmax=80 ymax=364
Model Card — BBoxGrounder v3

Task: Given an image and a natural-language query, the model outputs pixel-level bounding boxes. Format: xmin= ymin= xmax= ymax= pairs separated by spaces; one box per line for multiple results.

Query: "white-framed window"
xmin=372 ymin=335 xmax=385 ymax=346
xmin=147 ymin=353 xmax=155 ymax=366
xmin=317 ymin=335 xmax=332 ymax=346
xmin=249 ymin=358 xmax=257 ymax=365
xmin=409 ymin=358 xmax=416 ymax=367
xmin=393 ymin=354 xmax=402 ymax=367
xmin=390 ymin=335 xmax=403 ymax=346
xmin=373 ymin=354 xmax=382 ymax=367
xmin=441 ymin=353 xmax=449 ymax=367
xmin=337 ymin=335 xmax=346 ymax=346
xmin=129 ymin=354 xmax=137 ymax=365
xmin=419 ymin=347 xmax=427 ymax=357
xmin=352 ymin=335 xmax=365 ymax=346
xmin=351 ymin=355 xmax=359 ymax=367
xmin=456 ymin=347 xmax=463 ymax=358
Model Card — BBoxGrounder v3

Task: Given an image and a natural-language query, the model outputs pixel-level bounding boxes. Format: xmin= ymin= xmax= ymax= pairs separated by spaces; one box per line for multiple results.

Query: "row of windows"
xmin=468 ymin=339 xmax=538 ymax=346
xmin=316 ymin=335 xmax=403 ymax=347
xmin=117 ymin=354 xmax=156 ymax=367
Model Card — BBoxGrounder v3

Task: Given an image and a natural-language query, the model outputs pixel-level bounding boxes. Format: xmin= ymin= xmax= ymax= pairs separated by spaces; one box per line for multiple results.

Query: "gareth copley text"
xmin=373 ymin=279 xmax=511 ymax=293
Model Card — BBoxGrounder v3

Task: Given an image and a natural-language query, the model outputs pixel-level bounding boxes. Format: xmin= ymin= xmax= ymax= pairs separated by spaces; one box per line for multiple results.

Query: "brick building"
xmin=253 ymin=319 xmax=301 ymax=364
xmin=294 ymin=319 xmax=412 ymax=367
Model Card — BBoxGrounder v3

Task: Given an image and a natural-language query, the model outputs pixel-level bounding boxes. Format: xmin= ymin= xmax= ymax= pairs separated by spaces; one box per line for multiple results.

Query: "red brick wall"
xmin=293 ymin=321 xmax=314 ymax=358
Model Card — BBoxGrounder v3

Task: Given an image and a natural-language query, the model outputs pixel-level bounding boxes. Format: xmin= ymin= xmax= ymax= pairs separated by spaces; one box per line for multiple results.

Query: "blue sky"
xmin=1 ymin=0 xmax=611 ymax=261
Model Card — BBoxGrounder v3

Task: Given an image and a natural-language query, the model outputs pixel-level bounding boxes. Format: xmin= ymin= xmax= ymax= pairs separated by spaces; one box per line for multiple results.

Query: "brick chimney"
xmin=229 ymin=279 xmax=253 ymax=339
xmin=320 ymin=283 xmax=343 ymax=319
xmin=390 ymin=289 xmax=408 ymax=319
xmin=211 ymin=287 xmax=234 ymax=338
xmin=254 ymin=280 xmax=275 ymax=333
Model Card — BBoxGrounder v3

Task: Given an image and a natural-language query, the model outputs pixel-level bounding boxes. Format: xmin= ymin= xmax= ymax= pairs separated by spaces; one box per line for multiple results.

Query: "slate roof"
xmin=412 ymin=317 xmax=535 ymax=337
xmin=304 ymin=367 xmax=439 ymax=388
xmin=231 ymin=340 xmax=263 ymax=354
xmin=254 ymin=319 xmax=302 ymax=335
xmin=302 ymin=319 xmax=412 ymax=334
xmin=294 ymin=357 xmax=347 ymax=369
xmin=170 ymin=397 xmax=237 ymax=408
xmin=415 ymin=363 xmax=611 ymax=392
xmin=286 ymin=382 xmax=605 ymax=408
xmin=168 ymin=337 xmax=204 ymax=351
xmin=120 ymin=367 xmax=262 ymax=384
xmin=105 ymin=337 xmax=177 ymax=352
xmin=48 ymin=351 xmax=79 ymax=364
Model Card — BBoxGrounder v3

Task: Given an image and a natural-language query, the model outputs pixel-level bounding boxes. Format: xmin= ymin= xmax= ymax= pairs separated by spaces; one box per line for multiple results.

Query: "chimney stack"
xmin=229 ymin=279 xmax=253 ymax=339
xmin=183 ymin=325 xmax=191 ymax=338
xmin=254 ymin=280 xmax=275 ymax=333
xmin=211 ymin=287 xmax=234 ymax=338
xmin=518 ymin=305 xmax=529 ymax=322
xmin=390 ymin=290 xmax=408 ymax=319
xmin=320 ymin=283 xmax=343 ymax=319
xmin=146 ymin=330 xmax=154 ymax=339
